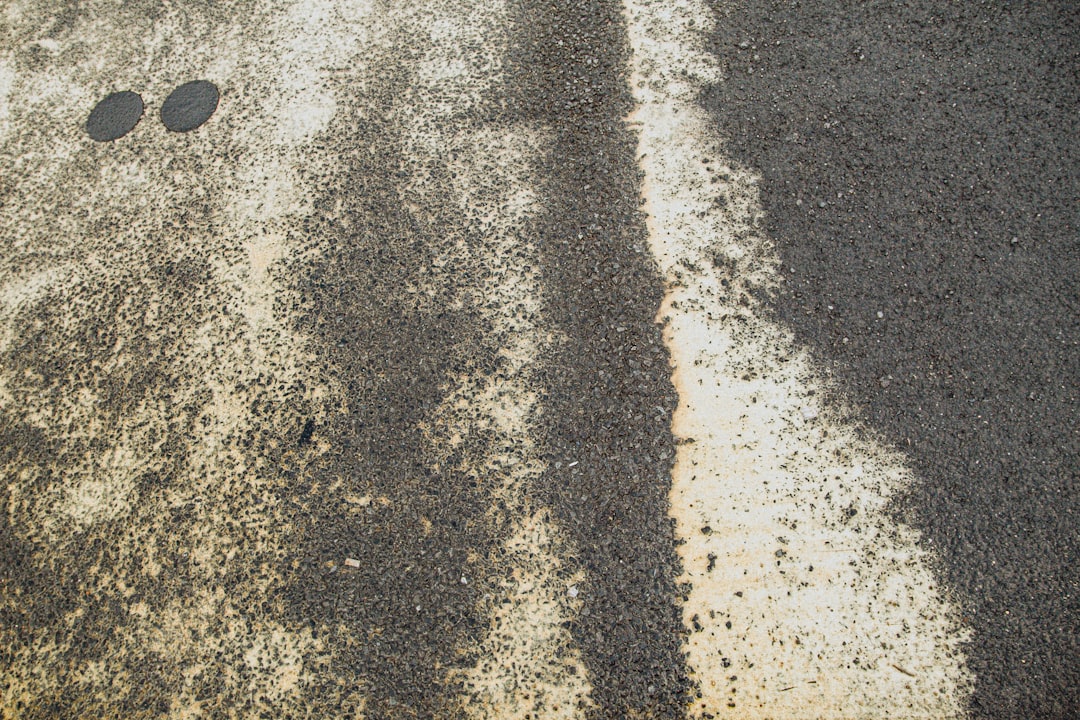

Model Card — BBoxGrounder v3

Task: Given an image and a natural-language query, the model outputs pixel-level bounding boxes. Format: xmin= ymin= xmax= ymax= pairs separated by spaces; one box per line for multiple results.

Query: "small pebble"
xmin=344 ymin=558 xmax=361 ymax=568
xmin=567 ymin=585 xmax=579 ymax=598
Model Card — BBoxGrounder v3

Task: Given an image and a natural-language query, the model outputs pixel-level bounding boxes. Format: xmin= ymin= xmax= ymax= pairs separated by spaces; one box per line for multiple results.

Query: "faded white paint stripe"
xmin=0 ymin=59 xmax=12 ymax=142
xmin=624 ymin=1 xmax=972 ymax=717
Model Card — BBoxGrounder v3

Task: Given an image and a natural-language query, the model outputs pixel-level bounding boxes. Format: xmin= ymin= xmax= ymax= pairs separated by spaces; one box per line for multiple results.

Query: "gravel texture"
xmin=700 ymin=1 xmax=1079 ymax=716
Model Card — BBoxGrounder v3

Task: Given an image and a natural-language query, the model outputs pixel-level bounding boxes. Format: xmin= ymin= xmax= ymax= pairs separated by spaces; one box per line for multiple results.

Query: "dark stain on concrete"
xmin=278 ymin=58 xmax=507 ymax=718
xmin=269 ymin=2 xmax=694 ymax=715
xmin=504 ymin=1 xmax=693 ymax=716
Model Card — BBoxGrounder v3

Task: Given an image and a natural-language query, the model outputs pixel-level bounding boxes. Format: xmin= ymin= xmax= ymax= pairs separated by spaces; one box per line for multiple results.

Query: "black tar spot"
xmin=298 ymin=419 xmax=315 ymax=446
xmin=86 ymin=90 xmax=143 ymax=141
xmin=161 ymin=80 xmax=219 ymax=133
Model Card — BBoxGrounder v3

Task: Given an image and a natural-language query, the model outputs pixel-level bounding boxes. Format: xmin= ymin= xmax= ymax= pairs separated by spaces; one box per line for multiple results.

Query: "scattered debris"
xmin=344 ymin=558 xmax=361 ymax=568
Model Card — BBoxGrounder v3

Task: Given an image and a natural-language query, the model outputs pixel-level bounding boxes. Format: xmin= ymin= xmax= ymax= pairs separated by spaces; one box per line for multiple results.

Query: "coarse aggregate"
xmin=700 ymin=1 xmax=1079 ymax=717
xmin=1 ymin=0 xmax=1075 ymax=717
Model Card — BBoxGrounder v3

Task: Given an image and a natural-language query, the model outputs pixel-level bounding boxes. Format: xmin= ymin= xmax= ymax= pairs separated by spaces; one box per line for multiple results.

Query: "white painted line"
xmin=624 ymin=0 xmax=973 ymax=717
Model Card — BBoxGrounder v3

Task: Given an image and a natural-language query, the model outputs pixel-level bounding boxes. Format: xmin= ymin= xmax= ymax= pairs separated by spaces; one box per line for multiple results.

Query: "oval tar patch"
xmin=86 ymin=90 xmax=143 ymax=141
xmin=160 ymin=80 xmax=219 ymax=133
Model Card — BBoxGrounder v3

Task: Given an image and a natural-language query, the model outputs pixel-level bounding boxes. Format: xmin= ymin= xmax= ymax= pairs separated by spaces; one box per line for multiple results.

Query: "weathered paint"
xmin=1 ymin=0 xmax=601 ymax=716
xmin=623 ymin=0 xmax=973 ymax=717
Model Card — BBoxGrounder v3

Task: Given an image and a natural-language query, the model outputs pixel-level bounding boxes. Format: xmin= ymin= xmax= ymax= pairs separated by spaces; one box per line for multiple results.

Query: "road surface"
xmin=0 ymin=0 xmax=1075 ymax=718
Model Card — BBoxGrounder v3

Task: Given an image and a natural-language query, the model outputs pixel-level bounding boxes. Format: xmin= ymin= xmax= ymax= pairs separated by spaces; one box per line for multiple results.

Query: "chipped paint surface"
xmin=1 ymin=0 xmax=599 ymax=716
xmin=0 ymin=0 xmax=369 ymax=716
xmin=0 ymin=59 xmax=12 ymax=142
xmin=458 ymin=510 xmax=590 ymax=719
xmin=419 ymin=128 xmax=592 ymax=718
xmin=624 ymin=0 xmax=973 ymax=717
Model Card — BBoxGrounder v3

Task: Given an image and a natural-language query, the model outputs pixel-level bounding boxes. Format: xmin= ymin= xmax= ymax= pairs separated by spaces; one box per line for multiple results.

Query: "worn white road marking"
xmin=0 ymin=59 xmax=12 ymax=142
xmin=624 ymin=0 xmax=972 ymax=717
xmin=429 ymin=129 xmax=591 ymax=719
xmin=3 ymin=0 xmax=597 ymax=715
xmin=0 ymin=0 xmax=374 ymax=714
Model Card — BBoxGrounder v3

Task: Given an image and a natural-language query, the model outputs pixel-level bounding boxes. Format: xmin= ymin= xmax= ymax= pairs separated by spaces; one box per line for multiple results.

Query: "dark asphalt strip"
xmin=283 ymin=3 xmax=696 ymax=715
xmin=700 ymin=1 xmax=1079 ymax=717
xmin=507 ymin=1 xmax=692 ymax=716
xmin=276 ymin=2 xmax=696 ymax=713
xmin=281 ymin=73 xmax=506 ymax=716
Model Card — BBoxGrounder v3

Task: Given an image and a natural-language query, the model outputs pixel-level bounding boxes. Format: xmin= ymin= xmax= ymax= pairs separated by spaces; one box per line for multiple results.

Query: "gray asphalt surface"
xmin=700 ymin=1 xmax=1078 ymax=716
xmin=281 ymin=2 xmax=689 ymax=715
xmin=0 ymin=0 xmax=1076 ymax=718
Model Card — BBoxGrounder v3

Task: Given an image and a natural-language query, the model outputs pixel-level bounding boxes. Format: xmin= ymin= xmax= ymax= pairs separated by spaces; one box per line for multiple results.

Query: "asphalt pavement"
xmin=700 ymin=1 xmax=1078 ymax=716
xmin=0 ymin=0 xmax=1075 ymax=718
